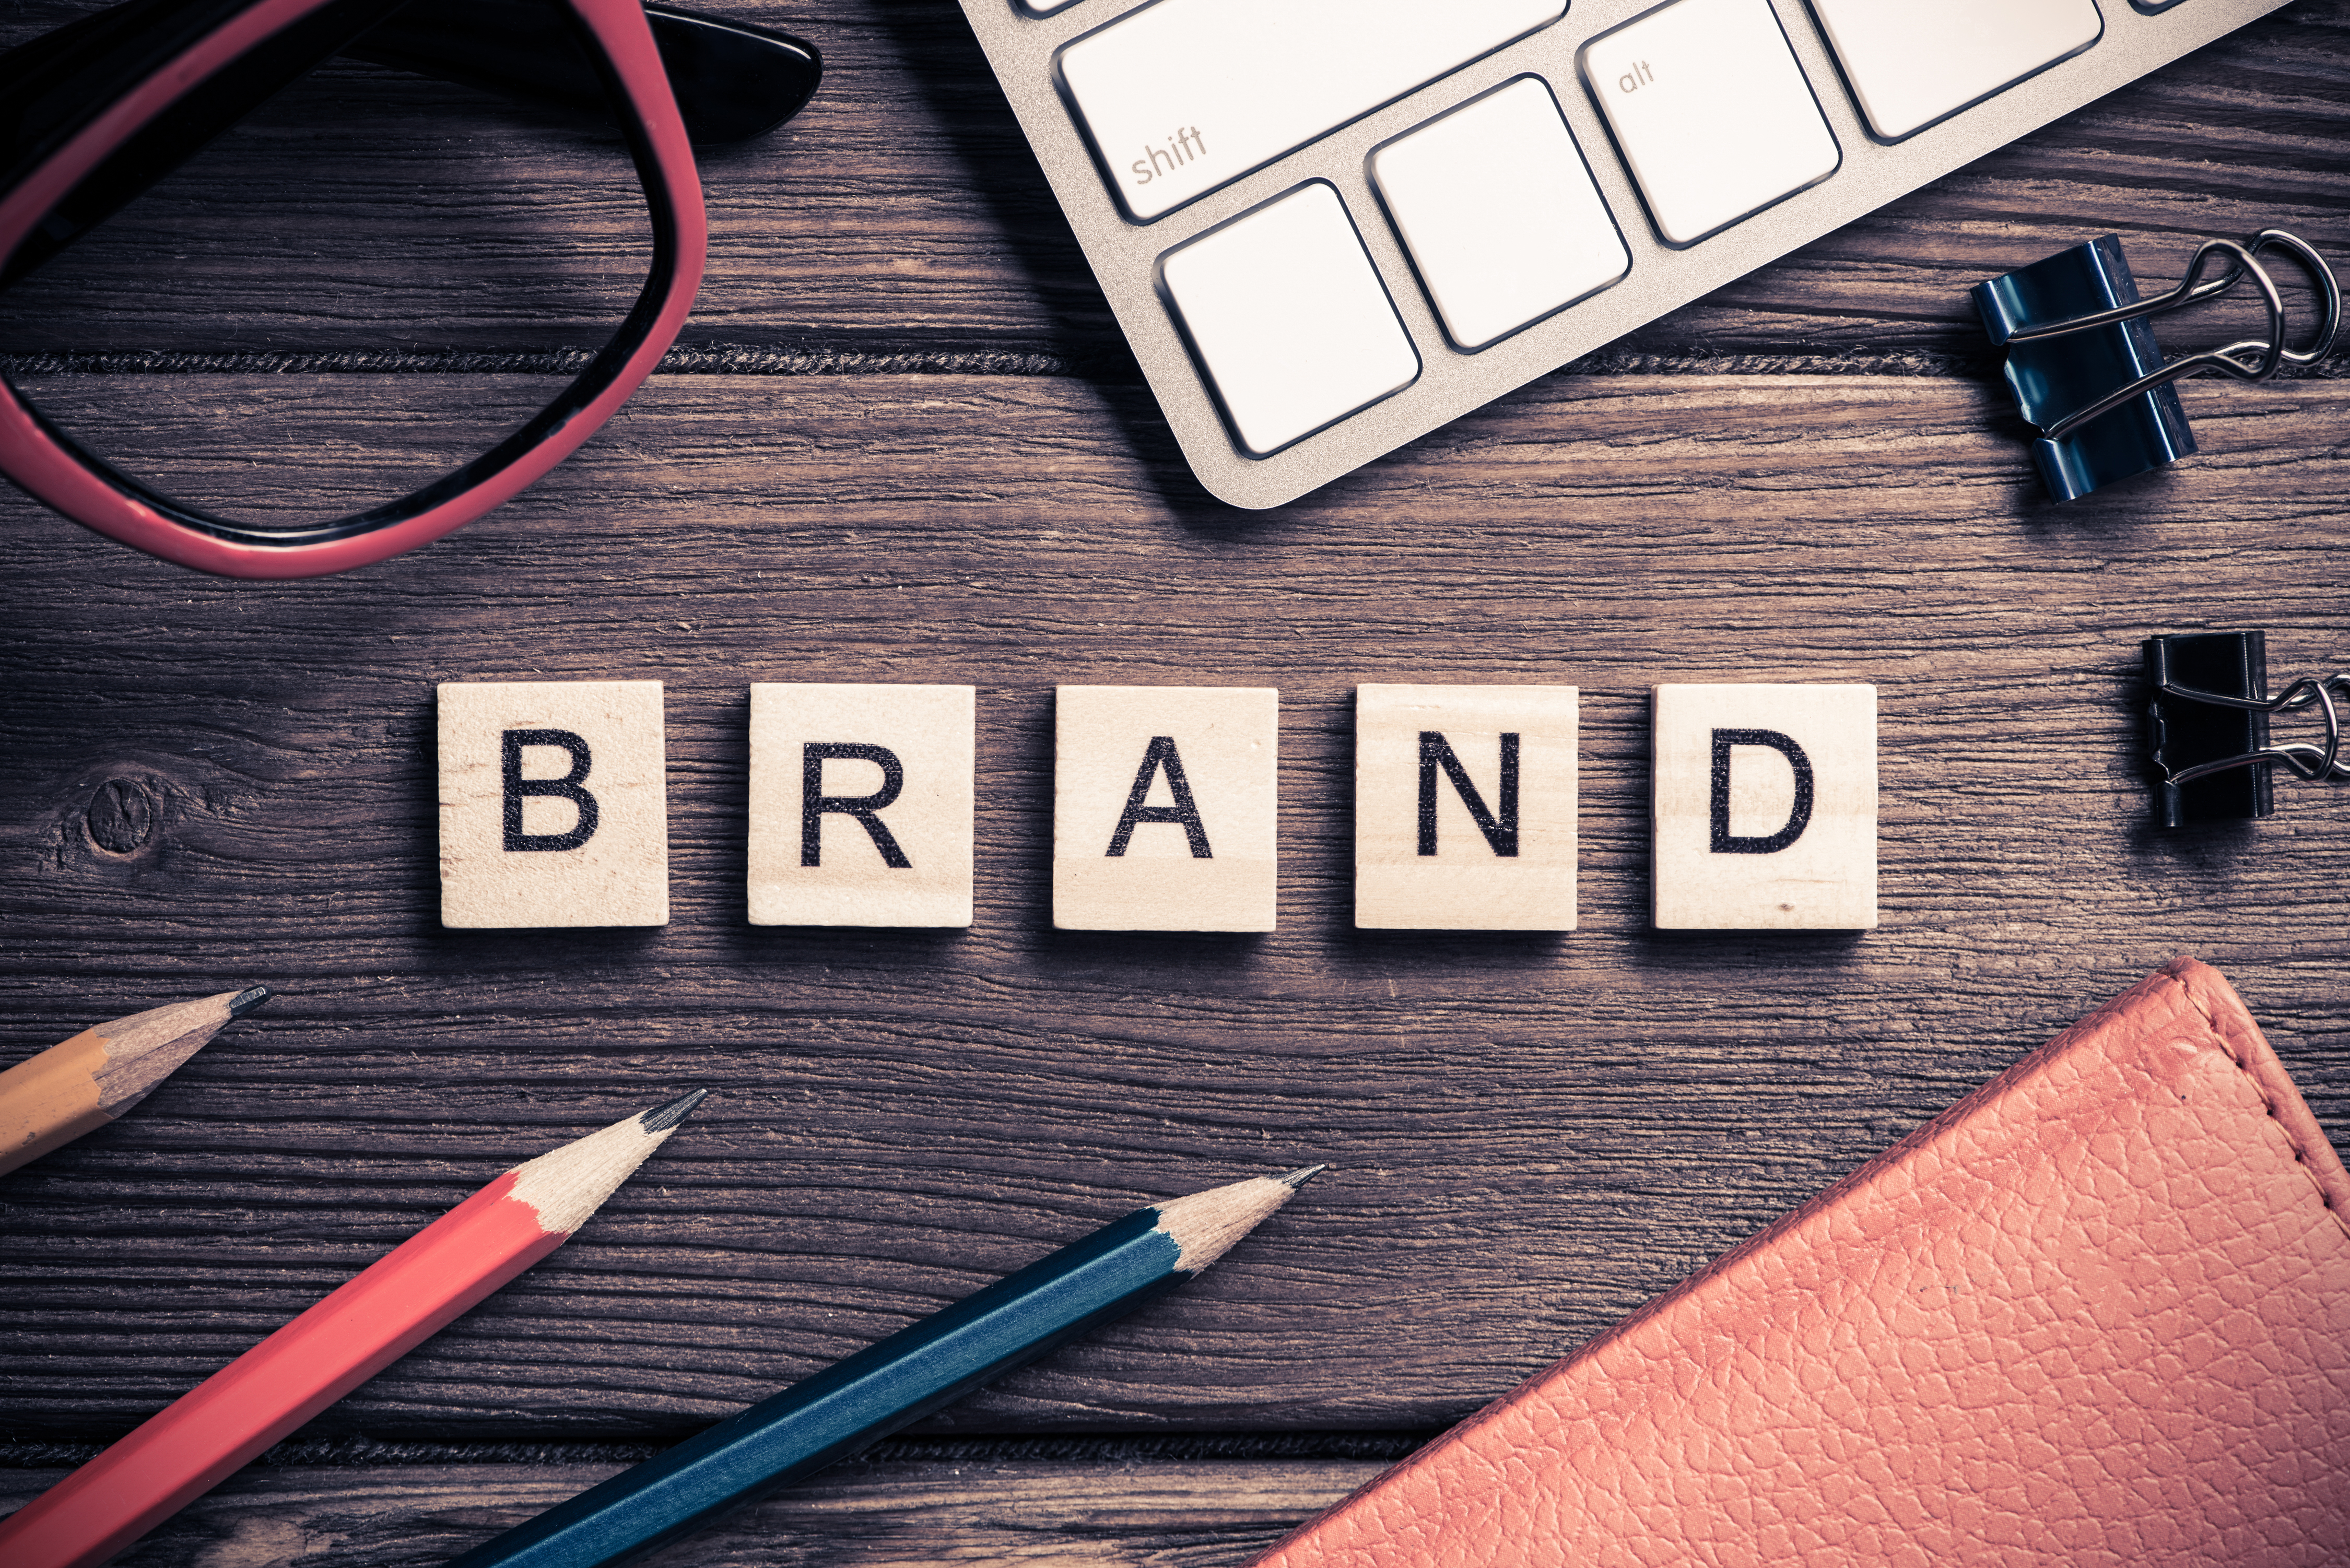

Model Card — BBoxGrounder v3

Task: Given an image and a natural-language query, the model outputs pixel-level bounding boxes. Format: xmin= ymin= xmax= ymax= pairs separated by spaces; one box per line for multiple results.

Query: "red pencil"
xmin=0 ymin=1091 xmax=706 ymax=1568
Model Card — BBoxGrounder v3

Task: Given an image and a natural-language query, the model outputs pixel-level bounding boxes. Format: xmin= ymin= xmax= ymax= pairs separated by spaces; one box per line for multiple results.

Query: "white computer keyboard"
xmin=955 ymin=0 xmax=2289 ymax=508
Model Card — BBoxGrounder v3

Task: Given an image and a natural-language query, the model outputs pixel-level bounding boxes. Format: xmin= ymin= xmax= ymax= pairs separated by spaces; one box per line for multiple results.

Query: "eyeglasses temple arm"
xmin=349 ymin=0 xmax=820 ymax=147
xmin=0 ymin=0 xmax=820 ymax=292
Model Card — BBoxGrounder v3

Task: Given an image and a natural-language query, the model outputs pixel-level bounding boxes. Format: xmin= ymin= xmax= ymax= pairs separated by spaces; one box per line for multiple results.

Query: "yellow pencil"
xmin=0 ymin=987 xmax=270 ymax=1177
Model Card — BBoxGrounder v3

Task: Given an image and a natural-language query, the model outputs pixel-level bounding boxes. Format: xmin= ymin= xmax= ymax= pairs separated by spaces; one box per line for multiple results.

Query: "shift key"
xmin=1059 ymin=0 xmax=1567 ymax=223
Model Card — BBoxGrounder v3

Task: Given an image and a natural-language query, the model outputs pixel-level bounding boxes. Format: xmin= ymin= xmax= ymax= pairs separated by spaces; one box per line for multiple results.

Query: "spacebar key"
xmin=1059 ymin=0 xmax=1566 ymax=223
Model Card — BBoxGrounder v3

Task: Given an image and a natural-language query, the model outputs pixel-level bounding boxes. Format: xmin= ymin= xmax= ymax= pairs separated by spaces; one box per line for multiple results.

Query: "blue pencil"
xmin=441 ymin=1164 xmax=1325 ymax=1568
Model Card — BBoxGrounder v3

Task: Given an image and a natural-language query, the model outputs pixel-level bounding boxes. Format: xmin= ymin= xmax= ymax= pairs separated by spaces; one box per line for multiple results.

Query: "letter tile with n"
xmin=1354 ymin=683 xmax=1579 ymax=930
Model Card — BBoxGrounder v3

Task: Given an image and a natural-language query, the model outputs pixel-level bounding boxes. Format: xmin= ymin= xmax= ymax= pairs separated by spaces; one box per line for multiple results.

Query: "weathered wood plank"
xmin=0 ymin=1 xmax=2342 ymax=359
xmin=0 ymin=1458 xmax=1384 ymax=1567
xmin=2 ymin=371 xmax=2345 ymax=1440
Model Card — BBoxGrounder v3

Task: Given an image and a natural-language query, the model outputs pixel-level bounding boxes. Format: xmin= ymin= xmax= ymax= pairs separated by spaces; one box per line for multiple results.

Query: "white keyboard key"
xmin=1019 ymin=0 xmax=1082 ymax=15
xmin=1371 ymin=77 xmax=1629 ymax=351
xmin=1811 ymin=0 xmax=2104 ymax=141
xmin=1160 ymin=183 xmax=1420 ymax=456
xmin=1060 ymin=0 xmax=1567 ymax=223
xmin=1582 ymin=0 xmax=1840 ymax=246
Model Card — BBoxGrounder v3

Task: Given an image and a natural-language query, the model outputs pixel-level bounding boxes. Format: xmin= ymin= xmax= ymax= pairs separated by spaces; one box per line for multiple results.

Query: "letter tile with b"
xmin=1652 ymin=683 xmax=1876 ymax=930
xmin=1053 ymin=685 xmax=1277 ymax=932
xmin=748 ymin=683 xmax=976 ymax=927
xmin=1355 ymin=684 xmax=1578 ymax=930
xmin=438 ymin=680 xmax=668 ymax=928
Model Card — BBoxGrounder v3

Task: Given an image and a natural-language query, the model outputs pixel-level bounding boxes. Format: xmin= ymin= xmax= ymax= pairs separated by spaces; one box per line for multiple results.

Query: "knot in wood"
xmin=84 ymin=776 xmax=161 ymax=858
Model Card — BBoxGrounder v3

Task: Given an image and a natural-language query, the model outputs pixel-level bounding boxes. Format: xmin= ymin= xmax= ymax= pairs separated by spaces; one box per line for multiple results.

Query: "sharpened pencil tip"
xmin=1275 ymin=1163 xmax=1327 ymax=1190
xmin=638 ymin=1089 xmax=709 ymax=1134
xmin=227 ymin=986 xmax=273 ymax=1019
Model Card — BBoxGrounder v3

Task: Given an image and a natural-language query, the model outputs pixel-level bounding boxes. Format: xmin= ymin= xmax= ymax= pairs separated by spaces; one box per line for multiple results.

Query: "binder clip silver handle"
xmin=1997 ymin=230 xmax=2340 ymax=442
xmin=2156 ymin=674 xmax=2350 ymax=787
xmin=2143 ymin=632 xmax=2350 ymax=829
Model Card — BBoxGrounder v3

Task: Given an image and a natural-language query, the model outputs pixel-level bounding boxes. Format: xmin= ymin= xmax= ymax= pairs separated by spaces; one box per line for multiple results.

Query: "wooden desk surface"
xmin=3 ymin=1 xmax=2347 ymax=1562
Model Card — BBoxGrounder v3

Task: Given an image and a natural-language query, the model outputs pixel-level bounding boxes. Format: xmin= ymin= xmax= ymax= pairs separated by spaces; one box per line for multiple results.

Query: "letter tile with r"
xmin=437 ymin=680 xmax=668 ymax=928
xmin=1651 ymin=683 xmax=1876 ymax=929
xmin=1053 ymin=685 xmax=1278 ymax=932
xmin=1354 ymin=683 xmax=1578 ymax=930
xmin=747 ymin=683 xmax=976 ymax=927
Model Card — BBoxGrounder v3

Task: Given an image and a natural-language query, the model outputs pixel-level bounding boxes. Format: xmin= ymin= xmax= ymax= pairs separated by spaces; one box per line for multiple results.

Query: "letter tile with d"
xmin=437 ymin=680 xmax=669 ymax=928
xmin=1651 ymin=683 xmax=1876 ymax=930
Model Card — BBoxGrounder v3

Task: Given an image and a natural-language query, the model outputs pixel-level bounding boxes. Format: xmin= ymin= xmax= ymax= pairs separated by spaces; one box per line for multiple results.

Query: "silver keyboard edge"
xmin=956 ymin=0 xmax=2293 ymax=510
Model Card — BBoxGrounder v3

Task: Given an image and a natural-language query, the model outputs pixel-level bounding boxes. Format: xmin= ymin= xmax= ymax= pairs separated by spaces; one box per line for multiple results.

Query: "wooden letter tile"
xmin=1053 ymin=686 xmax=1278 ymax=932
xmin=1355 ymin=684 xmax=1578 ymax=930
xmin=1652 ymin=683 xmax=1876 ymax=930
xmin=438 ymin=681 xmax=667 ymax=928
xmin=747 ymin=683 xmax=975 ymax=928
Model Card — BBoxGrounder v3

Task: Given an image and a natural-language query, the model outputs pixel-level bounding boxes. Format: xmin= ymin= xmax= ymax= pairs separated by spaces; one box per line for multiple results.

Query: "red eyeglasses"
xmin=0 ymin=0 xmax=812 ymax=578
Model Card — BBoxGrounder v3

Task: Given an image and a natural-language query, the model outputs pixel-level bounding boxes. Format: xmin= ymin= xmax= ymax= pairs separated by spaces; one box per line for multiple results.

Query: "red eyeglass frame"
xmin=0 ymin=0 xmax=707 ymax=579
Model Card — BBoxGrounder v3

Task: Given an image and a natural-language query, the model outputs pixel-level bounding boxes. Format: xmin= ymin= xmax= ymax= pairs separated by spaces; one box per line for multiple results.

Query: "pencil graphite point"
xmin=0 ymin=1090 xmax=701 ymax=1568
xmin=430 ymin=1160 xmax=1319 ymax=1568
xmin=1155 ymin=1164 xmax=1325 ymax=1274
xmin=504 ymin=1093 xmax=709 ymax=1237
xmin=639 ymin=1089 xmax=707 ymax=1134
xmin=0 ymin=987 xmax=284 ymax=1181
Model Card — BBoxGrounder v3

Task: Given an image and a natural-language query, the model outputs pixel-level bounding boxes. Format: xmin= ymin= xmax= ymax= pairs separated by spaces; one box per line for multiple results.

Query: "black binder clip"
xmin=1974 ymin=230 xmax=2340 ymax=501
xmin=2144 ymin=631 xmax=2350 ymax=829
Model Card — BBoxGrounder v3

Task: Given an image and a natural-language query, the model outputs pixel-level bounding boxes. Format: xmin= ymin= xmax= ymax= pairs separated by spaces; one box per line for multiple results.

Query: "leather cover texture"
xmin=1253 ymin=957 xmax=2350 ymax=1567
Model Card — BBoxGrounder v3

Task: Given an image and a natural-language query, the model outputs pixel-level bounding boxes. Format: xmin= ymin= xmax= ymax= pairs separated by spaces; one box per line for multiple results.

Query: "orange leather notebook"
xmin=1254 ymin=958 xmax=2350 ymax=1567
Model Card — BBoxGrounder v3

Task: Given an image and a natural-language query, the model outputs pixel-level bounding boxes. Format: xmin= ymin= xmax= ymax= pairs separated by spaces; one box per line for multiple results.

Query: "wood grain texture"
xmin=0 ymin=1456 xmax=1383 ymax=1567
xmin=0 ymin=1 xmax=2343 ymax=362
xmin=3 ymin=2 xmax=2350 ymax=1559
xmin=1 ymin=370 xmax=2346 ymax=1443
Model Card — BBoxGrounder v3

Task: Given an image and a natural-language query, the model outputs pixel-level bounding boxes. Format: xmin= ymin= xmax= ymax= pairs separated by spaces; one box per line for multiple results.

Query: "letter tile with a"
xmin=438 ymin=680 xmax=668 ymax=928
xmin=1053 ymin=685 xmax=1277 ymax=932
xmin=1652 ymin=683 xmax=1876 ymax=930
xmin=1355 ymin=683 xmax=1578 ymax=929
xmin=748 ymin=683 xmax=976 ymax=927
